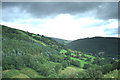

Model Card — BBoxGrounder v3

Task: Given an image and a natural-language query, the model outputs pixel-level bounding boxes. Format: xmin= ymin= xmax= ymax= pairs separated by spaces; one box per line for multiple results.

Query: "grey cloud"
xmin=95 ymin=2 xmax=118 ymax=20
xmin=2 ymin=7 xmax=31 ymax=22
xmin=2 ymin=2 xmax=118 ymax=21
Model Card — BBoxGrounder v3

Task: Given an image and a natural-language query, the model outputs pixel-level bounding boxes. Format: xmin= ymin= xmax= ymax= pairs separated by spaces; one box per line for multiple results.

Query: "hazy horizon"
xmin=1 ymin=2 xmax=119 ymax=40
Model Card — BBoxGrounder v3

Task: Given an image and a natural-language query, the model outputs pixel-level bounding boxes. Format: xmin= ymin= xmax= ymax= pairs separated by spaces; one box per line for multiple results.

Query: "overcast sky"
xmin=1 ymin=2 xmax=119 ymax=40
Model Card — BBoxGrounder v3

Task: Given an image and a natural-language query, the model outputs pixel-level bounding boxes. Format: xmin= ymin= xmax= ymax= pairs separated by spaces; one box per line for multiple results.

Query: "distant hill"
xmin=51 ymin=37 xmax=72 ymax=45
xmin=67 ymin=37 xmax=120 ymax=56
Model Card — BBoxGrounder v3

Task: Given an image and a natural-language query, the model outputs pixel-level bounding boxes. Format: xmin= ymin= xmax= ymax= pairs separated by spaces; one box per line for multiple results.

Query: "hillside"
xmin=67 ymin=37 xmax=120 ymax=57
xmin=1 ymin=25 xmax=119 ymax=78
xmin=2 ymin=25 xmax=69 ymax=77
xmin=51 ymin=37 xmax=72 ymax=45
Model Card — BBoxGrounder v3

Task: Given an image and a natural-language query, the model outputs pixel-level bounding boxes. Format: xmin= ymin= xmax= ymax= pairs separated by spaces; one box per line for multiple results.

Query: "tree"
xmin=112 ymin=60 xmax=120 ymax=70
xmin=70 ymin=60 xmax=81 ymax=67
xmin=14 ymin=56 xmax=24 ymax=70
xmin=101 ymin=64 xmax=113 ymax=74
xmin=95 ymin=70 xmax=103 ymax=78
xmin=22 ymin=54 xmax=32 ymax=67
xmin=55 ymin=64 xmax=62 ymax=74
xmin=83 ymin=64 xmax=90 ymax=69
xmin=77 ymin=71 xmax=88 ymax=78
xmin=2 ymin=56 xmax=15 ymax=70
xmin=36 ymin=64 xmax=50 ymax=76
xmin=86 ymin=68 xmax=103 ymax=78
xmin=36 ymin=56 xmax=46 ymax=64
xmin=62 ymin=61 xmax=68 ymax=68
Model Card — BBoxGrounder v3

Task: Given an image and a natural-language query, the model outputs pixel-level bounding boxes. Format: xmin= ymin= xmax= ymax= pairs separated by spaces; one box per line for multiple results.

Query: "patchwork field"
xmin=60 ymin=49 xmax=96 ymax=68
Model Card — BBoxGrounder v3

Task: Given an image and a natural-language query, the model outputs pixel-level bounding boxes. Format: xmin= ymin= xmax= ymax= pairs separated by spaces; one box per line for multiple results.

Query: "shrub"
xmin=55 ymin=64 xmax=62 ymax=74
xmin=14 ymin=56 xmax=24 ymax=70
xmin=83 ymin=64 xmax=90 ymax=69
xmin=70 ymin=60 xmax=81 ymax=67
xmin=77 ymin=71 xmax=88 ymax=78
xmin=62 ymin=61 xmax=68 ymax=68
xmin=2 ymin=56 xmax=15 ymax=70
xmin=101 ymin=64 xmax=113 ymax=74
xmin=86 ymin=68 xmax=103 ymax=78
xmin=36 ymin=64 xmax=50 ymax=76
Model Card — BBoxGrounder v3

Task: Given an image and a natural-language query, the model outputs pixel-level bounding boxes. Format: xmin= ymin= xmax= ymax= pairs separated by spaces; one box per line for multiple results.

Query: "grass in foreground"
xmin=104 ymin=69 xmax=120 ymax=78
xmin=58 ymin=66 xmax=84 ymax=78
xmin=2 ymin=68 xmax=45 ymax=78
xmin=20 ymin=68 xmax=44 ymax=78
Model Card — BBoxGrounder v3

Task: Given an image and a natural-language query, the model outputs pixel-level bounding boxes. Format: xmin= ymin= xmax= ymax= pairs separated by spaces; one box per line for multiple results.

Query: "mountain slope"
xmin=1 ymin=25 xmax=99 ymax=69
xmin=2 ymin=25 xmax=68 ymax=69
xmin=51 ymin=37 xmax=72 ymax=45
xmin=67 ymin=37 xmax=120 ymax=57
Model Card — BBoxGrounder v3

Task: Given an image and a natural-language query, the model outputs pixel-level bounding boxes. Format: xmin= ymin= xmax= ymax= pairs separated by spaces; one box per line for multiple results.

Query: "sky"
xmin=1 ymin=2 xmax=119 ymax=40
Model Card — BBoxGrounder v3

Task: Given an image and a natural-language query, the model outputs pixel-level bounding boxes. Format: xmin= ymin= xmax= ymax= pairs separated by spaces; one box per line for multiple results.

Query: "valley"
xmin=1 ymin=25 xmax=120 ymax=79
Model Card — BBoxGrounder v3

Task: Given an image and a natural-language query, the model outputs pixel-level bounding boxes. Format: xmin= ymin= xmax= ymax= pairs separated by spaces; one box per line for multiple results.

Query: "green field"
xmin=84 ymin=54 xmax=95 ymax=58
xmin=69 ymin=52 xmax=96 ymax=67
xmin=71 ymin=53 xmax=77 ymax=56
xmin=70 ymin=57 xmax=88 ymax=67
xmin=81 ymin=58 xmax=87 ymax=60
xmin=60 ymin=49 xmax=67 ymax=54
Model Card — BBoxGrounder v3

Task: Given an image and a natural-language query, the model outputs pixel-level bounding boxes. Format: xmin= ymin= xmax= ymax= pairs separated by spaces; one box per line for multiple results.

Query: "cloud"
xmin=95 ymin=2 xmax=118 ymax=20
xmin=104 ymin=28 xmax=118 ymax=35
xmin=2 ymin=2 xmax=118 ymax=22
xmin=103 ymin=20 xmax=118 ymax=36
xmin=1 ymin=2 xmax=118 ymax=40
xmin=118 ymin=26 xmax=120 ymax=34
xmin=1 ymin=14 xmax=118 ymax=40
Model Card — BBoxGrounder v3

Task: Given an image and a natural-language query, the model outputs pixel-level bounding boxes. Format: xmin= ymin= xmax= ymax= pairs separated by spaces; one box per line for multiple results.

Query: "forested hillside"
xmin=67 ymin=37 xmax=120 ymax=57
xmin=1 ymin=25 xmax=120 ymax=78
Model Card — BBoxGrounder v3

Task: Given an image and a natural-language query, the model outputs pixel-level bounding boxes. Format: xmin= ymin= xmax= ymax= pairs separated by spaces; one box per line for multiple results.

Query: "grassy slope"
xmin=20 ymin=68 xmax=45 ymax=78
xmin=11 ymin=74 xmax=30 ymax=78
xmin=60 ymin=49 xmax=96 ymax=67
xmin=2 ymin=61 xmax=58 ymax=78
xmin=3 ymin=66 xmax=119 ymax=78
xmin=18 ymin=31 xmax=47 ymax=46
xmin=70 ymin=57 xmax=87 ymax=67
xmin=0 ymin=67 xmax=2 ymax=79
xmin=69 ymin=52 xmax=96 ymax=67
xmin=2 ymin=68 xmax=45 ymax=78
xmin=58 ymin=66 xmax=84 ymax=78
xmin=59 ymin=49 xmax=97 ymax=68
xmin=3 ymin=69 xmax=28 ymax=78
xmin=3 ymin=66 xmax=84 ymax=78
xmin=104 ymin=69 xmax=120 ymax=78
